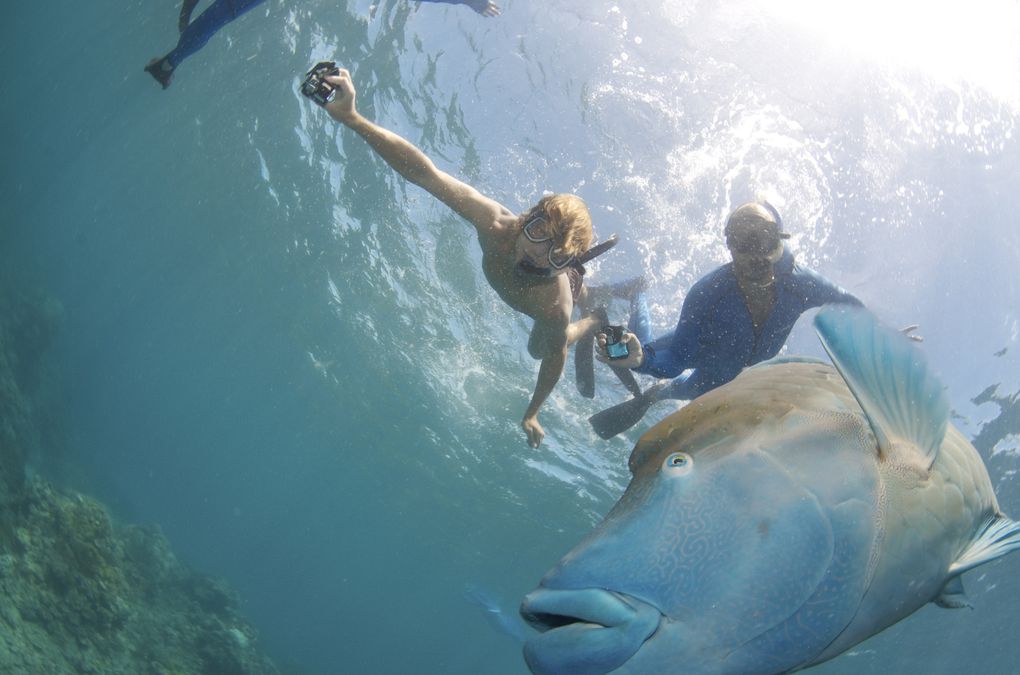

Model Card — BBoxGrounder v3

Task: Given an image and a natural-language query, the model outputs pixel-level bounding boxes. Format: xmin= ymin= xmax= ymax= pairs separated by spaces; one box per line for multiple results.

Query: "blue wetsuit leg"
xmin=627 ymin=290 xmax=653 ymax=345
xmin=660 ymin=371 xmax=697 ymax=400
xmin=166 ymin=0 xmax=266 ymax=68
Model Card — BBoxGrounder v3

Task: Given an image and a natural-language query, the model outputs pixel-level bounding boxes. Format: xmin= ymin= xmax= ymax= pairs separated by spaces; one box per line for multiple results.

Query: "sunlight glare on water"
xmin=761 ymin=0 xmax=1020 ymax=104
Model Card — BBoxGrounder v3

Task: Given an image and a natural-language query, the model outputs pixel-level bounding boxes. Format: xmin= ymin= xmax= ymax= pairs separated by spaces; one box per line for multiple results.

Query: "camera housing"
xmin=301 ymin=61 xmax=341 ymax=106
xmin=601 ymin=325 xmax=630 ymax=360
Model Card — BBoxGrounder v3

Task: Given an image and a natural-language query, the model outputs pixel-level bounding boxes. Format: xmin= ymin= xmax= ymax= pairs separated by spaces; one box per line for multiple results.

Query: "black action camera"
xmin=301 ymin=61 xmax=341 ymax=106
xmin=601 ymin=325 xmax=630 ymax=360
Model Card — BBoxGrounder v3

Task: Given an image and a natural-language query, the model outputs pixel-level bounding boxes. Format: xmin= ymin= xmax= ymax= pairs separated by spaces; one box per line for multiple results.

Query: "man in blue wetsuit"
xmin=590 ymin=201 xmax=863 ymax=439
xmin=144 ymin=0 xmax=501 ymax=89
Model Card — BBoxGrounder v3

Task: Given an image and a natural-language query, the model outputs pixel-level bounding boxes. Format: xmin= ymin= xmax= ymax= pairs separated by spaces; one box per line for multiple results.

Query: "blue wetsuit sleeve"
xmin=635 ymin=282 xmax=709 ymax=378
xmin=797 ymin=267 xmax=863 ymax=309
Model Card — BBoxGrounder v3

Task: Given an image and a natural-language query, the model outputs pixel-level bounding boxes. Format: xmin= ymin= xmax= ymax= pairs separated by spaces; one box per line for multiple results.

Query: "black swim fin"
xmin=589 ymin=387 xmax=659 ymax=439
xmin=144 ymin=57 xmax=174 ymax=89
xmin=610 ymin=365 xmax=642 ymax=397
xmin=575 ymin=331 xmax=596 ymax=398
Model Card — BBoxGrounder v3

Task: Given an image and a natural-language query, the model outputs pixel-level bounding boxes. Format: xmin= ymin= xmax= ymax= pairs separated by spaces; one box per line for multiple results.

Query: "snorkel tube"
xmin=578 ymin=235 xmax=620 ymax=266
xmin=517 ymin=235 xmax=621 ymax=278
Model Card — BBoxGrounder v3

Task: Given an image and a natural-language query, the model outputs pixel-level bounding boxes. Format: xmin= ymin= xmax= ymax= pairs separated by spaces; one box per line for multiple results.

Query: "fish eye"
xmin=664 ymin=452 xmax=693 ymax=474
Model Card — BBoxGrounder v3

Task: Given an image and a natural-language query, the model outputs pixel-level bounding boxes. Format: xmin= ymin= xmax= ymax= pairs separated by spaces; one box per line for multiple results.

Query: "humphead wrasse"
xmin=521 ymin=306 xmax=1020 ymax=674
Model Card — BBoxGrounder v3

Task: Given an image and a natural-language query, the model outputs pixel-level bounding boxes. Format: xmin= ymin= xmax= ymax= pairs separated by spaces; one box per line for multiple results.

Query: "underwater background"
xmin=3 ymin=0 xmax=1020 ymax=673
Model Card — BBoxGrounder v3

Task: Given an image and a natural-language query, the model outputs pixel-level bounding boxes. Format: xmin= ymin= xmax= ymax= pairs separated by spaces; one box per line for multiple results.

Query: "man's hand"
xmin=467 ymin=0 xmax=501 ymax=17
xmin=595 ymin=331 xmax=643 ymax=369
xmin=522 ymin=414 xmax=545 ymax=448
xmin=323 ymin=69 xmax=357 ymax=124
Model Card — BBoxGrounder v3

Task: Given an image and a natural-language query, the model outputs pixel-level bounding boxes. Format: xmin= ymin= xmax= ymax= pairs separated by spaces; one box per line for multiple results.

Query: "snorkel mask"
xmin=517 ymin=213 xmax=620 ymax=277
xmin=724 ymin=200 xmax=791 ymax=256
xmin=516 ymin=234 xmax=621 ymax=277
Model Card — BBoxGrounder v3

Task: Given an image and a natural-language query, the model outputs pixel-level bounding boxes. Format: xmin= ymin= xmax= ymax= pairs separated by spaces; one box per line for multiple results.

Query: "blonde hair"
xmin=523 ymin=194 xmax=594 ymax=257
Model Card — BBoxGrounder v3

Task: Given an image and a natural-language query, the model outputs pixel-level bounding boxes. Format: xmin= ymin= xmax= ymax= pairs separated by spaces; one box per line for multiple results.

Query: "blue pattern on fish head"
xmin=522 ymin=414 xmax=843 ymax=675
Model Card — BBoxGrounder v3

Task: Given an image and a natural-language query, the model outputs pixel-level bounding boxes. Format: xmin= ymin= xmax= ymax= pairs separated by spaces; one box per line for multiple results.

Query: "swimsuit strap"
xmin=761 ymin=201 xmax=783 ymax=229
xmin=760 ymin=201 xmax=791 ymax=239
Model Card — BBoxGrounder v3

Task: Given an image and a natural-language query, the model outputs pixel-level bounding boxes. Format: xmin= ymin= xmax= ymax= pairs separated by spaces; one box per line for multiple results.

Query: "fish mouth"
xmin=519 ymin=588 xmax=662 ymax=674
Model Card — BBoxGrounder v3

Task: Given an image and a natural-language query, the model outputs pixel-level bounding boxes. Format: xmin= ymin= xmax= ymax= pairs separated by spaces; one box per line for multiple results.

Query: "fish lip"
xmin=519 ymin=588 xmax=662 ymax=674
xmin=519 ymin=587 xmax=646 ymax=631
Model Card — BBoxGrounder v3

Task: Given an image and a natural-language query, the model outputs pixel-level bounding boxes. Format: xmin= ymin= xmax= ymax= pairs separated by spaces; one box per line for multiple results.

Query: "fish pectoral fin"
xmin=948 ymin=515 xmax=1020 ymax=578
xmin=934 ymin=576 xmax=972 ymax=610
xmin=813 ymin=305 xmax=949 ymax=470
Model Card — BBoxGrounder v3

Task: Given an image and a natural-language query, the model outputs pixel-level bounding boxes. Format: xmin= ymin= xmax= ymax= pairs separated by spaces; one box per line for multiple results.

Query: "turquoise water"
xmin=4 ymin=1 xmax=1020 ymax=673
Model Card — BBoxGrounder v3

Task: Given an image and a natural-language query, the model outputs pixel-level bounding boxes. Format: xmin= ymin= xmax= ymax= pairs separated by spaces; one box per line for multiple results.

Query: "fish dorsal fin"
xmin=813 ymin=305 xmax=949 ymax=468
xmin=744 ymin=355 xmax=829 ymax=373
xmin=948 ymin=515 xmax=1020 ymax=577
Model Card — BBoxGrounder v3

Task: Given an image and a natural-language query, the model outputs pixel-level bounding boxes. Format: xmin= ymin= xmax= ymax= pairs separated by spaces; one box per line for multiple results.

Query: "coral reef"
xmin=0 ymin=479 xmax=279 ymax=674
xmin=0 ymin=285 xmax=63 ymax=503
xmin=0 ymin=283 xmax=280 ymax=674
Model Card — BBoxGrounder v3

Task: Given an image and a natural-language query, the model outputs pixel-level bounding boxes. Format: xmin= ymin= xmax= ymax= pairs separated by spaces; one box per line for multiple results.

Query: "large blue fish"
xmin=521 ymin=306 xmax=1020 ymax=674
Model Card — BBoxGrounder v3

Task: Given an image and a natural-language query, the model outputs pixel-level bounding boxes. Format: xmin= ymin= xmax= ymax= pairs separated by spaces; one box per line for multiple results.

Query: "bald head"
xmin=725 ymin=202 xmax=789 ymax=257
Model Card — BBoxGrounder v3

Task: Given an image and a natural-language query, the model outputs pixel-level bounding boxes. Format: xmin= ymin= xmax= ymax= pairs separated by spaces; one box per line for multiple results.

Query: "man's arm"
xmin=799 ymin=267 xmax=924 ymax=339
xmin=632 ymin=281 xmax=709 ymax=378
xmin=797 ymin=267 xmax=863 ymax=308
xmin=522 ymin=311 xmax=571 ymax=448
xmin=179 ymin=0 xmax=201 ymax=33
xmin=595 ymin=279 xmax=708 ymax=374
xmin=323 ymin=69 xmax=507 ymax=235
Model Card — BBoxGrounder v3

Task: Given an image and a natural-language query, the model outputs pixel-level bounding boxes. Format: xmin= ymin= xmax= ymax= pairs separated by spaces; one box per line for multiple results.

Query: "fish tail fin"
xmin=949 ymin=515 xmax=1020 ymax=577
